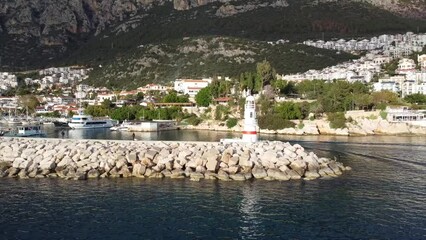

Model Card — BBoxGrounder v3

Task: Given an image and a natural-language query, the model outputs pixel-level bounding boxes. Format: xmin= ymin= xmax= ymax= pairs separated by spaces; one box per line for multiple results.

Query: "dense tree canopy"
xmin=195 ymin=86 xmax=212 ymax=107
xmin=162 ymin=91 xmax=189 ymax=103
xmin=404 ymin=93 xmax=426 ymax=105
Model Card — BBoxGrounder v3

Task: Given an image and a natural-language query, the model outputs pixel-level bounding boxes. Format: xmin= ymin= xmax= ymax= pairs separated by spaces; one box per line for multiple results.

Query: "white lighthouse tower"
xmin=242 ymin=93 xmax=258 ymax=142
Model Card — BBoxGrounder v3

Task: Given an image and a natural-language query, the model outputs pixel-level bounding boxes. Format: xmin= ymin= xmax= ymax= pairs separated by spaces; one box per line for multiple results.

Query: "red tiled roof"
xmin=181 ymin=79 xmax=206 ymax=82
xmin=213 ymin=97 xmax=231 ymax=102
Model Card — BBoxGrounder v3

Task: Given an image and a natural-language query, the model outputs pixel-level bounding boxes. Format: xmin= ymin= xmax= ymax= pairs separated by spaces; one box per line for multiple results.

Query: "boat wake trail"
xmin=306 ymin=145 xmax=426 ymax=170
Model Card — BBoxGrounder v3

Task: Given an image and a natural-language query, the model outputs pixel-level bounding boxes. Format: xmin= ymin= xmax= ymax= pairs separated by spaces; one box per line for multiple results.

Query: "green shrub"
xmin=376 ymin=103 xmax=388 ymax=110
xmin=327 ymin=112 xmax=347 ymax=129
xmin=297 ymin=121 xmax=305 ymax=129
xmin=215 ymin=105 xmax=230 ymax=121
xmin=186 ymin=115 xmax=202 ymax=126
xmin=367 ymin=114 xmax=378 ymax=120
xmin=380 ymin=111 xmax=388 ymax=120
xmin=226 ymin=118 xmax=238 ymax=129
xmin=258 ymin=114 xmax=296 ymax=130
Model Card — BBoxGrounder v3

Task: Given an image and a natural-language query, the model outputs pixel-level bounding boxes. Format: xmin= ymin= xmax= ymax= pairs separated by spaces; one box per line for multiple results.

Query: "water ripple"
xmin=1 ymin=140 xmax=426 ymax=239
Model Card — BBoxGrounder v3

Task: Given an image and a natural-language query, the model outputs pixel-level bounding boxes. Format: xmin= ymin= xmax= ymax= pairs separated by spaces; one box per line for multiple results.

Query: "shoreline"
xmin=0 ymin=138 xmax=350 ymax=181
xmin=180 ymin=118 xmax=426 ymax=136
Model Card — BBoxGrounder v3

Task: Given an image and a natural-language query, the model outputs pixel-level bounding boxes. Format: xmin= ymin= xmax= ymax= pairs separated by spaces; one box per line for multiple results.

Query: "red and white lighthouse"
xmin=242 ymin=95 xmax=258 ymax=142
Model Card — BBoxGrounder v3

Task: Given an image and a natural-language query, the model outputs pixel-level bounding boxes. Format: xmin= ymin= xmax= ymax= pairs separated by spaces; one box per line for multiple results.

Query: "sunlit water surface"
xmin=0 ymin=127 xmax=425 ymax=239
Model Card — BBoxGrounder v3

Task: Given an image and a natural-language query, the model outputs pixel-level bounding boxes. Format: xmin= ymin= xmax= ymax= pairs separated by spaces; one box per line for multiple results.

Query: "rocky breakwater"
xmin=0 ymin=138 xmax=350 ymax=181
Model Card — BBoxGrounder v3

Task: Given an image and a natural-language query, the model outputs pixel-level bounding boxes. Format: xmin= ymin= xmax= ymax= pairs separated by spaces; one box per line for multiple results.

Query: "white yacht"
xmin=68 ymin=113 xmax=114 ymax=129
xmin=3 ymin=125 xmax=46 ymax=137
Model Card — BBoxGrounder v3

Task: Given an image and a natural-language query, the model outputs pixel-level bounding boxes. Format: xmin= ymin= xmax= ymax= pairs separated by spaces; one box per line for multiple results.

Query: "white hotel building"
xmin=174 ymin=78 xmax=212 ymax=97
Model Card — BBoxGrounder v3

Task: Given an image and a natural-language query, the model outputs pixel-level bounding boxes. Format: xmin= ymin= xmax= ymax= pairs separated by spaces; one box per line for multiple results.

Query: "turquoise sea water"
xmin=0 ymin=128 xmax=425 ymax=239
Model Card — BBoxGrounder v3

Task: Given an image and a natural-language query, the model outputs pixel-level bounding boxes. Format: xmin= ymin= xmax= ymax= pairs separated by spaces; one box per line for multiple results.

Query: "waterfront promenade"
xmin=0 ymin=137 xmax=349 ymax=181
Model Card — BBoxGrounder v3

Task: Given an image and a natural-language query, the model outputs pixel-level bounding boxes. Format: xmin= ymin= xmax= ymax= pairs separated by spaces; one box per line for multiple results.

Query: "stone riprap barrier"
xmin=0 ymin=138 xmax=350 ymax=181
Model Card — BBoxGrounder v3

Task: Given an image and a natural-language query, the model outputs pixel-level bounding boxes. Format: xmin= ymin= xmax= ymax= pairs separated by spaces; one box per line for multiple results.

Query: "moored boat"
xmin=3 ymin=125 xmax=46 ymax=137
xmin=68 ymin=113 xmax=114 ymax=129
xmin=53 ymin=117 xmax=71 ymax=127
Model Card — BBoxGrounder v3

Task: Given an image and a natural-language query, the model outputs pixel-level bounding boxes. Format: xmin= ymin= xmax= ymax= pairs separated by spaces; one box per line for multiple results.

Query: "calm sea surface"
xmin=0 ymin=126 xmax=425 ymax=239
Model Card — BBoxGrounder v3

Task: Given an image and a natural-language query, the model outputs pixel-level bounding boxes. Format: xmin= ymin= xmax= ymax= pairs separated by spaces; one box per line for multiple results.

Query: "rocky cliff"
xmin=1 ymin=0 xmax=424 ymax=43
xmin=0 ymin=0 xmax=424 ymax=70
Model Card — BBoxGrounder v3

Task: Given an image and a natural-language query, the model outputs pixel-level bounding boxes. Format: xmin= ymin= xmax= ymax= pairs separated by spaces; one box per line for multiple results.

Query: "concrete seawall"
xmin=0 ymin=138 xmax=350 ymax=181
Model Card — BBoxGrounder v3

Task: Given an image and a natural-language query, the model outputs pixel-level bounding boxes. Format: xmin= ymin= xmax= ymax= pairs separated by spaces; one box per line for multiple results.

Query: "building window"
xmin=250 ymin=112 xmax=253 ymax=118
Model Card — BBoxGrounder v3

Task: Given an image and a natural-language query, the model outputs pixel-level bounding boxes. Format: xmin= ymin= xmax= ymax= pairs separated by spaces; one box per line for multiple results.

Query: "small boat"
xmin=0 ymin=128 xmax=10 ymax=136
xmin=42 ymin=121 xmax=55 ymax=125
xmin=110 ymin=120 xmax=130 ymax=131
xmin=7 ymin=117 xmax=22 ymax=125
xmin=53 ymin=117 xmax=71 ymax=127
xmin=68 ymin=113 xmax=114 ymax=129
xmin=110 ymin=126 xmax=129 ymax=131
xmin=3 ymin=125 xmax=46 ymax=137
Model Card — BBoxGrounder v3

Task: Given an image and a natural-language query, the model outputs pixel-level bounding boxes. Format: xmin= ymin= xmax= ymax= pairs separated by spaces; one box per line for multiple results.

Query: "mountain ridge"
xmin=0 ymin=0 xmax=425 ymax=71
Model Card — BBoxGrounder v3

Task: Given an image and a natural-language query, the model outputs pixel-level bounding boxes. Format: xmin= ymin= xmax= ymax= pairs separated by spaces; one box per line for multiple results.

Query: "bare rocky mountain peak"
xmin=0 ymin=0 xmax=424 ymax=69
xmin=0 ymin=0 xmax=424 ymax=40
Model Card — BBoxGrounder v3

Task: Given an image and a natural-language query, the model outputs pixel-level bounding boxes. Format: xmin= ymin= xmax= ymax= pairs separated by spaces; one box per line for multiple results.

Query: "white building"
xmin=401 ymin=80 xmax=426 ymax=97
xmin=373 ymin=80 xmax=400 ymax=93
xmin=174 ymin=78 xmax=212 ymax=97
xmin=97 ymin=94 xmax=115 ymax=103
xmin=418 ymin=54 xmax=426 ymax=71
xmin=137 ymin=84 xmax=171 ymax=93
xmin=396 ymin=58 xmax=416 ymax=75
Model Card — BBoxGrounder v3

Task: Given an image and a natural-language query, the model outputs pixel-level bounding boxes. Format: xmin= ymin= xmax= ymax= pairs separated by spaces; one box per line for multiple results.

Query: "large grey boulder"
xmin=18 ymin=169 xmax=28 ymax=179
xmin=206 ymin=159 xmax=219 ymax=172
xmin=328 ymin=162 xmax=343 ymax=175
xmin=284 ymin=148 xmax=297 ymax=159
xmin=119 ymin=166 xmax=132 ymax=178
xmin=74 ymin=170 xmax=87 ymax=180
xmin=7 ymin=167 xmax=20 ymax=177
xmin=39 ymin=158 xmax=57 ymax=171
xmin=304 ymin=170 xmax=321 ymax=180
xmin=178 ymin=150 xmax=193 ymax=160
xmin=267 ymin=168 xmax=290 ymax=181
xmin=195 ymin=165 xmax=206 ymax=173
xmin=170 ymin=169 xmax=185 ymax=179
xmin=87 ymin=169 xmax=100 ymax=179
xmin=12 ymin=158 xmax=25 ymax=168
xmin=204 ymin=171 xmax=217 ymax=180
xmin=289 ymin=159 xmax=307 ymax=176
xmin=126 ymin=152 xmax=138 ymax=162
xmin=229 ymin=173 xmax=246 ymax=181
xmin=260 ymin=150 xmax=278 ymax=164
xmin=145 ymin=150 xmax=158 ymax=160
xmin=190 ymin=172 xmax=204 ymax=181
xmin=252 ymin=166 xmax=267 ymax=179
xmin=202 ymin=148 xmax=219 ymax=162
xmin=225 ymin=165 xmax=239 ymax=174
xmin=239 ymin=156 xmax=254 ymax=169
xmin=228 ymin=156 xmax=239 ymax=166
xmin=217 ymin=170 xmax=230 ymax=181
xmin=220 ymin=148 xmax=233 ymax=164
xmin=132 ymin=163 xmax=146 ymax=177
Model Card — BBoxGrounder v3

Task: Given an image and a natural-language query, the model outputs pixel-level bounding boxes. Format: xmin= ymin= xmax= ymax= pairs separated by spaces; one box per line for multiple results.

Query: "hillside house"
xmin=396 ymin=58 xmax=416 ymax=74
xmin=174 ymin=78 xmax=212 ymax=97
